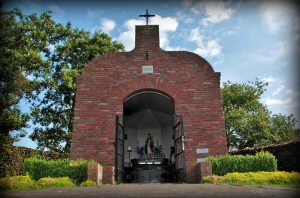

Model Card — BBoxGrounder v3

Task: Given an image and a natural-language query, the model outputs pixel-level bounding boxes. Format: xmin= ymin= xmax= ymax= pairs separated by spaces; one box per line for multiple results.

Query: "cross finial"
xmin=139 ymin=9 xmax=155 ymax=25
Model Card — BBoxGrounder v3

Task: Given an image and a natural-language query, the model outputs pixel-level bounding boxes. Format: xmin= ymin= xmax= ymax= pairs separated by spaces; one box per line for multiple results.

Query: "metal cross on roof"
xmin=139 ymin=9 xmax=155 ymax=25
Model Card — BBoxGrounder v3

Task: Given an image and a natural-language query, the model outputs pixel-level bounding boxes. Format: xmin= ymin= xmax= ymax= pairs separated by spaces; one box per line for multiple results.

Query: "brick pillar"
xmin=186 ymin=161 xmax=198 ymax=183
xmin=135 ymin=25 xmax=160 ymax=51
xmin=196 ymin=161 xmax=212 ymax=182
xmin=87 ymin=162 xmax=103 ymax=185
xmin=103 ymin=166 xmax=115 ymax=184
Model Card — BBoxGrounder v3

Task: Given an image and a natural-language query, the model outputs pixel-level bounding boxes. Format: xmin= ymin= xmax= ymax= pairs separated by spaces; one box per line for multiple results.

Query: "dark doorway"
xmin=124 ymin=91 xmax=175 ymax=161
xmin=122 ymin=91 xmax=175 ymax=183
xmin=115 ymin=91 xmax=186 ymax=183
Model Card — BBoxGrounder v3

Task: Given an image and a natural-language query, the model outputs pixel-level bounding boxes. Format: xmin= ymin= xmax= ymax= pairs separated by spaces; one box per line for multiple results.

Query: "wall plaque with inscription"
xmin=196 ymin=148 xmax=209 ymax=154
xmin=142 ymin=65 xmax=153 ymax=74
xmin=197 ymin=158 xmax=207 ymax=163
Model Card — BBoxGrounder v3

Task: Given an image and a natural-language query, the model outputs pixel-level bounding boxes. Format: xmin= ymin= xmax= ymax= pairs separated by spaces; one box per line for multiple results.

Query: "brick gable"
xmin=71 ymin=25 xmax=227 ymax=183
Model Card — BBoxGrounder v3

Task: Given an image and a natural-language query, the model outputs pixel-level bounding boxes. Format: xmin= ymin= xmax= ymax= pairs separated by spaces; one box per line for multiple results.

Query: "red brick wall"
xmin=70 ymin=25 xmax=228 ymax=183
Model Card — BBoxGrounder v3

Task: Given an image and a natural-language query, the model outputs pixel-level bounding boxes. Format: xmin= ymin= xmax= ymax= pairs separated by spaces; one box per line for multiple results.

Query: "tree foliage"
xmin=1 ymin=9 xmax=124 ymax=151
xmin=0 ymin=9 xmax=54 ymax=143
xmin=222 ymin=79 xmax=298 ymax=150
xmin=29 ymin=13 xmax=123 ymax=153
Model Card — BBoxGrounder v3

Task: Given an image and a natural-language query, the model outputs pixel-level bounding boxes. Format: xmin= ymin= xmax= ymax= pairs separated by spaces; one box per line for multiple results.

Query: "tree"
xmin=1 ymin=9 xmax=124 ymax=151
xmin=221 ymin=79 xmax=298 ymax=150
xmin=30 ymin=16 xmax=124 ymax=153
xmin=0 ymin=9 xmax=57 ymax=144
xmin=268 ymin=114 xmax=297 ymax=143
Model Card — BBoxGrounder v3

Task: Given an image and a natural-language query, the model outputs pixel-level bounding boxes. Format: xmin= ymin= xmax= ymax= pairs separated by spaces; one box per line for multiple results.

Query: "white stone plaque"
xmin=197 ymin=158 xmax=207 ymax=163
xmin=142 ymin=65 xmax=153 ymax=74
xmin=196 ymin=148 xmax=209 ymax=154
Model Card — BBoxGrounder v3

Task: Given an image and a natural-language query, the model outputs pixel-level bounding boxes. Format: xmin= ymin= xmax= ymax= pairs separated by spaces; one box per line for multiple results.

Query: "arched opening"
xmin=122 ymin=91 xmax=175 ymax=183
xmin=124 ymin=91 xmax=174 ymax=159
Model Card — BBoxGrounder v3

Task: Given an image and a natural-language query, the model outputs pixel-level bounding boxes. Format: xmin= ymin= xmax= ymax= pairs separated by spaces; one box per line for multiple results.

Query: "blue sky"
xmin=3 ymin=0 xmax=300 ymax=148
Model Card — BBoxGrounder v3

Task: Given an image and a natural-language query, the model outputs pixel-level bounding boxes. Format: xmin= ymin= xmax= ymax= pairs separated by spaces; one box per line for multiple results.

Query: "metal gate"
xmin=173 ymin=114 xmax=186 ymax=182
xmin=114 ymin=115 xmax=124 ymax=182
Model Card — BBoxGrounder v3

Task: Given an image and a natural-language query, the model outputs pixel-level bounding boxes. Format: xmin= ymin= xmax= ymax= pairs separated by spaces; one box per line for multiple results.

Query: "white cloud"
xmin=152 ymin=16 xmax=178 ymax=32
xmin=116 ymin=15 xmax=178 ymax=51
xmin=91 ymin=18 xmax=116 ymax=34
xmin=49 ymin=5 xmax=64 ymax=17
xmin=246 ymin=41 xmax=289 ymax=64
xmin=186 ymin=1 xmax=234 ymax=25
xmin=265 ymin=88 xmax=300 ymax=107
xmin=214 ymin=59 xmax=224 ymax=65
xmin=261 ymin=1 xmax=293 ymax=33
xmin=265 ymin=98 xmax=291 ymax=105
xmin=164 ymin=46 xmax=187 ymax=51
xmin=262 ymin=76 xmax=275 ymax=84
xmin=124 ymin=19 xmax=145 ymax=29
xmin=222 ymin=30 xmax=236 ymax=36
xmin=195 ymin=40 xmax=221 ymax=57
xmin=87 ymin=9 xmax=103 ymax=18
xmin=153 ymin=16 xmax=178 ymax=49
xmin=189 ymin=27 xmax=222 ymax=57
xmin=116 ymin=19 xmax=144 ymax=51
xmin=116 ymin=30 xmax=136 ymax=51
xmin=176 ymin=10 xmax=194 ymax=24
xmin=100 ymin=18 xmax=116 ymax=33
xmin=190 ymin=28 xmax=204 ymax=46
xmin=272 ymin=84 xmax=285 ymax=96
xmin=201 ymin=1 xmax=235 ymax=25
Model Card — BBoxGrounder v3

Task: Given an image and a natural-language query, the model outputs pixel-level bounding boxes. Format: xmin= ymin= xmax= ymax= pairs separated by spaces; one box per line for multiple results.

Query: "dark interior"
xmin=122 ymin=91 xmax=176 ymax=183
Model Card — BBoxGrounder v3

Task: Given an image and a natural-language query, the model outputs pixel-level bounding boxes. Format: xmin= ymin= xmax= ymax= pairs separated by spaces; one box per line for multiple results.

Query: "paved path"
xmin=1 ymin=184 xmax=299 ymax=198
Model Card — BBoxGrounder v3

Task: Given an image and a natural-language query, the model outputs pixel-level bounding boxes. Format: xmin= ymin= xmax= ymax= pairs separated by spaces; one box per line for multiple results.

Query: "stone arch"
xmin=123 ymin=88 xmax=175 ymax=103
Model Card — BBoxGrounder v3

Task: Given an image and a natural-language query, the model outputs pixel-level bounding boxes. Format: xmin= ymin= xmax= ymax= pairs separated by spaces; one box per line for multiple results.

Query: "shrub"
xmin=202 ymin=171 xmax=300 ymax=186
xmin=0 ymin=144 xmax=69 ymax=178
xmin=68 ymin=160 xmax=91 ymax=185
xmin=229 ymin=140 xmax=300 ymax=172
xmin=207 ymin=151 xmax=277 ymax=176
xmin=24 ymin=157 xmax=92 ymax=184
xmin=0 ymin=175 xmax=36 ymax=190
xmin=202 ymin=175 xmax=223 ymax=184
xmin=0 ymin=176 xmax=75 ymax=191
xmin=37 ymin=177 xmax=75 ymax=188
xmin=80 ymin=179 xmax=97 ymax=187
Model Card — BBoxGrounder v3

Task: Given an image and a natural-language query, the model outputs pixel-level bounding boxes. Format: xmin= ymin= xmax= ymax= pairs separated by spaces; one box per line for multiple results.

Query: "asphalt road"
xmin=1 ymin=184 xmax=300 ymax=198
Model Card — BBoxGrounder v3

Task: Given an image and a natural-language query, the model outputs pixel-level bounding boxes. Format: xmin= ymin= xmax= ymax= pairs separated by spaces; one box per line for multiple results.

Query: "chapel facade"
xmin=70 ymin=25 xmax=228 ymax=183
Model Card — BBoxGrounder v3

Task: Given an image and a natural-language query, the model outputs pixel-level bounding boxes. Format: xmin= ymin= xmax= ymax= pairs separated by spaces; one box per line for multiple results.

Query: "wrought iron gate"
xmin=173 ymin=114 xmax=186 ymax=182
xmin=115 ymin=115 xmax=124 ymax=182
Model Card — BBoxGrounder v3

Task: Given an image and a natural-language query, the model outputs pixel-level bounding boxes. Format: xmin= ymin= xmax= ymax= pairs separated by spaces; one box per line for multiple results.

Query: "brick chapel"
xmin=70 ymin=22 xmax=228 ymax=183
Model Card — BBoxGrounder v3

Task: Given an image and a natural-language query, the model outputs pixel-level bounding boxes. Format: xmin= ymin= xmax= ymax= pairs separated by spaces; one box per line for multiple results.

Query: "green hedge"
xmin=229 ymin=141 xmax=300 ymax=172
xmin=0 ymin=144 xmax=69 ymax=177
xmin=202 ymin=171 xmax=300 ymax=186
xmin=207 ymin=151 xmax=277 ymax=176
xmin=24 ymin=158 xmax=92 ymax=184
